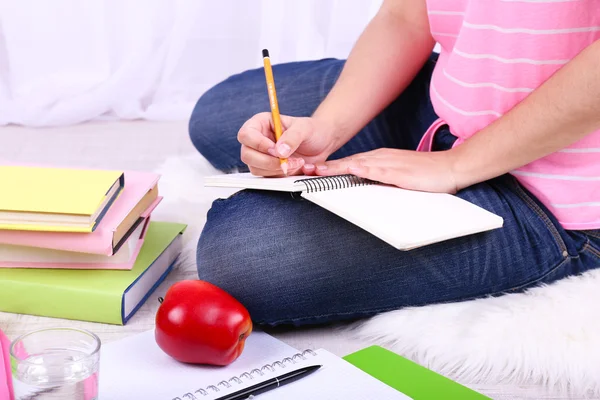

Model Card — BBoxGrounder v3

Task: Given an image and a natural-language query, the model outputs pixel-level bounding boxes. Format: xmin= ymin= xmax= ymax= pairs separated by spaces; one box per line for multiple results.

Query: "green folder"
xmin=343 ymin=345 xmax=491 ymax=400
xmin=0 ymin=221 xmax=186 ymax=325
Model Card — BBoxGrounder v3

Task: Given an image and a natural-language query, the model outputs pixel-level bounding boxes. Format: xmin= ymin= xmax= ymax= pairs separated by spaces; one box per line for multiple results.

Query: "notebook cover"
xmin=301 ymin=185 xmax=503 ymax=250
xmin=0 ymin=171 xmax=160 ymax=255
xmin=343 ymin=345 xmax=490 ymax=400
xmin=0 ymin=221 xmax=186 ymax=325
xmin=0 ymin=327 xmax=13 ymax=400
xmin=0 ymin=216 xmax=151 ymax=270
xmin=0 ymin=165 xmax=124 ymax=232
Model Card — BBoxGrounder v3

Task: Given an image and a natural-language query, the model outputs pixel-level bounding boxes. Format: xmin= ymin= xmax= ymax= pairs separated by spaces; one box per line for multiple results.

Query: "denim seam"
xmin=257 ymin=257 xmax=571 ymax=326
xmin=584 ymin=242 xmax=600 ymax=261
xmin=503 ymin=255 xmax=570 ymax=293
xmin=511 ymin=180 xmax=568 ymax=254
xmin=585 ymin=230 xmax=600 ymax=240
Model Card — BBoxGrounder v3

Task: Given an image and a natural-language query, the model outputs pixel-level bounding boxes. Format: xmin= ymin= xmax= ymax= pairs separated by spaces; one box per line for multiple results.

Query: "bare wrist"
xmin=312 ymin=111 xmax=354 ymax=156
xmin=446 ymin=147 xmax=476 ymax=192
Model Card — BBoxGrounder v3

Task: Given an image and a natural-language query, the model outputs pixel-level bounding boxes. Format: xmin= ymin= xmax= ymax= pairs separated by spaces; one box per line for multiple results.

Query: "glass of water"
xmin=10 ymin=327 xmax=101 ymax=400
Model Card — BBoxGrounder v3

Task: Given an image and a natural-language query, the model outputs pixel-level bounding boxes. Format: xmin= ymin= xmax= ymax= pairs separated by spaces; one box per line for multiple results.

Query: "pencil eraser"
xmin=262 ymin=49 xmax=269 ymax=58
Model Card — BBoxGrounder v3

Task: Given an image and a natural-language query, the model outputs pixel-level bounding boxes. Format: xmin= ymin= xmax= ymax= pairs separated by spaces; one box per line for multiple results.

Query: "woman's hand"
xmin=237 ymin=112 xmax=339 ymax=177
xmin=311 ymin=148 xmax=461 ymax=194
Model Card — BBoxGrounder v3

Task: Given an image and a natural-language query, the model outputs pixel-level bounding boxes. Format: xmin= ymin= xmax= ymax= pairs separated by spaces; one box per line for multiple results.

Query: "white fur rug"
xmin=155 ymin=154 xmax=600 ymax=397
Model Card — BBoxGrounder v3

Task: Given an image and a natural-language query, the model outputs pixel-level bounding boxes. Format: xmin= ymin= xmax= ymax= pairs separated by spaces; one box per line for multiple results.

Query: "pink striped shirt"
xmin=421 ymin=0 xmax=600 ymax=230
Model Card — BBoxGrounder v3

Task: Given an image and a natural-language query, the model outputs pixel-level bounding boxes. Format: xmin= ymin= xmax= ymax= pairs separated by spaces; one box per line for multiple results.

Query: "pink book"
xmin=0 ymin=215 xmax=152 ymax=270
xmin=0 ymin=170 xmax=161 ymax=256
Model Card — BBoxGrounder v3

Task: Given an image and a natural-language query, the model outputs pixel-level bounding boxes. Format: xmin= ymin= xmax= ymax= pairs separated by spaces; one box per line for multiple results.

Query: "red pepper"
xmin=155 ymin=280 xmax=252 ymax=366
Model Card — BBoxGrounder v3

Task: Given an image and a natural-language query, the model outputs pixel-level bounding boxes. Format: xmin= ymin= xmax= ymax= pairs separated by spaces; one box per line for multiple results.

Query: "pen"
xmin=262 ymin=49 xmax=289 ymax=175
xmin=214 ymin=364 xmax=321 ymax=400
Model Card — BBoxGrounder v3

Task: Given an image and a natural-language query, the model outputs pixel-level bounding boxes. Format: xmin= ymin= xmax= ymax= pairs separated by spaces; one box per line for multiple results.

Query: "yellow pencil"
xmin=262 ymin=49 xmax=288 ymax=175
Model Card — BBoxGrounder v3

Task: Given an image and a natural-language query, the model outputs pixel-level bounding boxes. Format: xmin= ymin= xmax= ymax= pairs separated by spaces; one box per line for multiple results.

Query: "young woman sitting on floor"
xmin=188 ymin=0 xmax=600 ymax=326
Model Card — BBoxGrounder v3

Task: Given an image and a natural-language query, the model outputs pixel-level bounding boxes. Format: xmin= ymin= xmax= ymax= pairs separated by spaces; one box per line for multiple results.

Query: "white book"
xmin=204 ymin=173 xmax=504 ymax=250
xmin=98 ymin=329 xmax=412 ymax=399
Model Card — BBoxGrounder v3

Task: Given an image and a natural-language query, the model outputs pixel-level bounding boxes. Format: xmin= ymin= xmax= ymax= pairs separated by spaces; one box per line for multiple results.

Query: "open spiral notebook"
xmin=98 ymin=329 xmax=412 ymax=399
xmin=204 ymin=173 xmax=504 ymax=250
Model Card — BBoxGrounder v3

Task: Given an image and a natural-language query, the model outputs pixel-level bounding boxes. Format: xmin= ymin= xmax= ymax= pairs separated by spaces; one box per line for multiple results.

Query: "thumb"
xmin=273 ymin=117 xmax=310 ymax=158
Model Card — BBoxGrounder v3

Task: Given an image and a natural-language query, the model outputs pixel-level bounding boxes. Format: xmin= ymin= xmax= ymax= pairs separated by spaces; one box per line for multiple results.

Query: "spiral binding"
xmin=171 ymin=349 xmax=318 ymax=399
xmin=295 ymin=174 xmax=375 ymax=193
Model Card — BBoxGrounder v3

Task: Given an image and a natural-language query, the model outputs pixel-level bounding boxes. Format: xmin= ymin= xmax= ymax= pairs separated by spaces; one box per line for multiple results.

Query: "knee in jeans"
xmin=194 ymin=191 xmax=327 ymax=326
xmin=188 ymin=84 xmax=232 ymax=166
xmin=195 ymin=199 xmax=275 ymax=323
xmin=188 ymin=67 xmax=265 ymax=171
xmin=195 ymin=240 xmax=275 ymax=324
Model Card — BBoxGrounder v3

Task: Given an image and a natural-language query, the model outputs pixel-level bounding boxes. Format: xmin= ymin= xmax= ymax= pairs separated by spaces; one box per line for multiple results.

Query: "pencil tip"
xmin=262 ymin=49 xmax=269 ymax=58
xmin=281 ymin=162 xmax=288 ymax=176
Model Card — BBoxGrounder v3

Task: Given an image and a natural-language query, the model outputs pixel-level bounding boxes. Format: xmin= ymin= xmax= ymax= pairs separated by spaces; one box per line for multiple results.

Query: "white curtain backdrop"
xmin=0 ymin=0 xmax=383 ymax=127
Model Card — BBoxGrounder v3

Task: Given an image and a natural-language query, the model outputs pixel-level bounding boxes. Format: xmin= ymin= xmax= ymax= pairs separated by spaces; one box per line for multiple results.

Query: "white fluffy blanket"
xmin=155 ymin=154 xmax=600 ymax=397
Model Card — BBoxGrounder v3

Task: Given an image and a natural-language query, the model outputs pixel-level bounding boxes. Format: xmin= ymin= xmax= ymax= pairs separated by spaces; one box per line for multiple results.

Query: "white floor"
xmin=0 ymin=120 xmax=591 ymax=399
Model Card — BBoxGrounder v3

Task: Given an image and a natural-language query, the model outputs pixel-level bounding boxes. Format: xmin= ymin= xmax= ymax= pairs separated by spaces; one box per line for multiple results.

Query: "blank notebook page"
xmin=302 ymin=184 xmax=504 ymax=250
xmin=98 ymin=330 xmax=410 ymax=399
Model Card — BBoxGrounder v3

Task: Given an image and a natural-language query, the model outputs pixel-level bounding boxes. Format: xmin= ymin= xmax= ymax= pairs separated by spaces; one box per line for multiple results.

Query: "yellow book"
xmin=0 ymin=165 xmax=124 ymax=232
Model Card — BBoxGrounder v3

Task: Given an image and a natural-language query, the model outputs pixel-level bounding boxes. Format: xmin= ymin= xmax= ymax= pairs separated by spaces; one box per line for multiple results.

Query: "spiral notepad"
xmin=295 ymin=174 xmax=375 ymax=192
xmin=205 ymin=173 xmax=504 ymax=250
xmin=204 ymin=172 xmax=373 ymax=193
xmin=98 ymin=330 xmax=411 ymax=400
xmin=172 ymin=349 xmax=320 ymax=399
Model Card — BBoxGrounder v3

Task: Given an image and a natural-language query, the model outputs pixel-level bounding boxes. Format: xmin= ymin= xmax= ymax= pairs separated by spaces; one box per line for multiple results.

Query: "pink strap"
xmin=0 ymin=328 xmax=14 ymax=400
xmin=416 ymin=118 xmax=447 ymax=152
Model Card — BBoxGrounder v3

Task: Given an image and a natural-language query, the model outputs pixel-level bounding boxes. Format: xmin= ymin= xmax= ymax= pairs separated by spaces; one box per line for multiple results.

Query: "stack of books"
xmin=0 ymin=165 xmax=187 ymax=325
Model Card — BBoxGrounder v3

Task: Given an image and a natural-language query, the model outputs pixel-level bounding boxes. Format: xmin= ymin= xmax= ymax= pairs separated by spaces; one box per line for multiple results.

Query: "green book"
xmin=343 ymin=345 xmax=491 ymax=400
xmin=0 ymin=221 xmax=186 ymax=325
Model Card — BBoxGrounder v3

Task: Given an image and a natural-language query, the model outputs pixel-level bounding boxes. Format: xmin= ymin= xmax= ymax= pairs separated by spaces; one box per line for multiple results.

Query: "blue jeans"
xmin=189 ymin=54 xmax=600 ymax=326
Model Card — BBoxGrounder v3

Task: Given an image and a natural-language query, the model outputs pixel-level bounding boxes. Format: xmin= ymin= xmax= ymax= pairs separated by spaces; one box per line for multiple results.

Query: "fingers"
xmin=318 ymin=159 xmax=391 ymax=184
xmin=242 ymin=145 xmax=305 ymax=176
xmin=271 ymin=118 xmax=311 ymax=158
xmin=238 ymin=113 xmax=291 ymax=174
xmin=347 ymin=165 xmax=391 ymax=184
xmin=312 ymin=156 xmax=362 ymax=176
xmin=238 ymin=113 xmax=316 ymax=177
xmin=238 ymin=112 xmax=301 ymax=154
xmin=301 ymin=163 xmax=317 ymax=176
xmin=311 ymin=153 xmax=395 ymax=184
xmin=238 ymin=115 xmax=277 ymax=154
xmin=310 ymin=149 xmax=385 ymax=175
xmin=248 ymin=160 xmax=305 ymax=177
